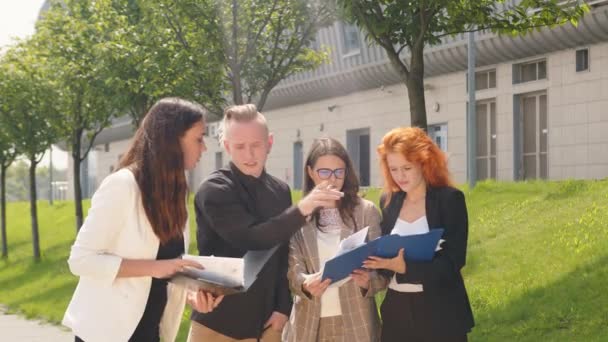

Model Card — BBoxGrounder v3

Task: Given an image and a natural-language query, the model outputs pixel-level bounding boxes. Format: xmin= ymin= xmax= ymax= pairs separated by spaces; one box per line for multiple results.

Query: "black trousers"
xmin=380 ymin=289 xmax=468 ymax=342
xmin=76 ymin=335 xmax=158 ymax=342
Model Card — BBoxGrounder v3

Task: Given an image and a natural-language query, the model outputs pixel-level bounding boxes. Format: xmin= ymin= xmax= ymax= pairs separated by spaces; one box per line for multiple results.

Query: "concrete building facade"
xmin=68 ymin=1 xmax=608 ymax=196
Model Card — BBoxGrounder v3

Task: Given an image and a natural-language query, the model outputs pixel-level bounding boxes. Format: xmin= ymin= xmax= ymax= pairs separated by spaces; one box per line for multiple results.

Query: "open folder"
xmin=321 ymin=229 xmax=444 ymax=283
xmin=170 ymin=246 xmax=278 ymax=296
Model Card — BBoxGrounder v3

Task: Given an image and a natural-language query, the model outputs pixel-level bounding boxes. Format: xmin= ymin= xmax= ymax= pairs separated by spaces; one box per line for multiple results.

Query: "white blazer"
xmin=62 ymin=168 xmax=189 ymax=342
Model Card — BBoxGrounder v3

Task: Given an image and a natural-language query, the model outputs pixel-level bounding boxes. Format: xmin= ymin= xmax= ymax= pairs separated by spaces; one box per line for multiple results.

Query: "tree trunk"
xmin=1 ymin=165 xmax=7 ymax=258
xmin=407 ymin=44 xmax=428 ymax=130
xmin=406 ymin=74 xmax=428 ymax=130
xmin=73 ymin=143 xmax=84 ymax=231
xmin=129 ymin=95 xmax=149 ymax=129
xmin=230 ymin=0 xmax=244 ymax=105
xmin=257 ymin=87 xmax=271 ymax=112
xmin=383 ymin=44 xmax=428 ymax=130
xmin=231 ymin=70 xmax=244 ymax=105
xmin=29 ymin=159 xmax=40 ymax=261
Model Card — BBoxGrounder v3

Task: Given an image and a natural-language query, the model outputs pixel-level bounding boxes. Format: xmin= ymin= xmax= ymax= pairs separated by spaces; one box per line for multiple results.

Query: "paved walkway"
xmin=0 ymin=306 xmax=72 ymax=342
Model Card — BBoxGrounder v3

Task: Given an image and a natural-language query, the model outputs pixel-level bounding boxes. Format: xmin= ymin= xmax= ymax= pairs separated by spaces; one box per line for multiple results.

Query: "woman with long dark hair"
xmin=284 ymin=137 xmax=385 ymax=342
xmin=364 ymin=127 xmax=475 ymax=341
xmin=63 ymin=98 xmax=222 ymax=342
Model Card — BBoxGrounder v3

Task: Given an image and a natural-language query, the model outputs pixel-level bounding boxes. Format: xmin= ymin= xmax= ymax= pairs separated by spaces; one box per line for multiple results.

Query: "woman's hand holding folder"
xmin=302 ymin=273 xmax=332 ymax=298
xmin=363 ymin=248 xmax=406 ymax=274
xmin=350 ymin=269 xmax=371 ymax=289
xmin=187 ymin=289 xmax=224 ymax=313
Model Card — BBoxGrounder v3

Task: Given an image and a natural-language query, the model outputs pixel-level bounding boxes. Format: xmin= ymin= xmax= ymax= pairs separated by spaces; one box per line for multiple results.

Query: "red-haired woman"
xmin=63 ymin=98 xmax=222 ymax=342
xmin=363 ymin=127 xmax=475 ymax=341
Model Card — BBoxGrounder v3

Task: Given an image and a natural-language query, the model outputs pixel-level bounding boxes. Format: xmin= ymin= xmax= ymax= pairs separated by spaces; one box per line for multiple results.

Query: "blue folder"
xmin=321 ymin=228 xmax=444 ymax=283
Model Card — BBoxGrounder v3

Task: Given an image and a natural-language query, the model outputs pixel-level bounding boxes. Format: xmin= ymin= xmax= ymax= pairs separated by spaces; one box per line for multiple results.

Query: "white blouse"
xmin=388 ymin=216 xmax=429 ymax=292
xmin=316 ymin=208 xmax=344 ymax=317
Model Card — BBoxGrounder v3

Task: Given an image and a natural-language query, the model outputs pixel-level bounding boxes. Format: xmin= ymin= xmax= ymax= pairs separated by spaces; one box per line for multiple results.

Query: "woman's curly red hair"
xmin=377 ymin=127 xmax=453 ymax=205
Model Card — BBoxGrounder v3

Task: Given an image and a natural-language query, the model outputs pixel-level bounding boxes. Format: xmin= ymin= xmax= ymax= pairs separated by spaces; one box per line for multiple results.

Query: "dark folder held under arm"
xmin=321 ymin=229 xmax=444 ymax=283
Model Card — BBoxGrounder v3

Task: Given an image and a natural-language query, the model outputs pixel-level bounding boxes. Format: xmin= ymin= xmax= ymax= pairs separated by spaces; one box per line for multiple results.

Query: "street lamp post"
xmin=467 ymin=31 xmax=477 ymax=189
xmin=49 ymin=145 xmax=53 ymax=205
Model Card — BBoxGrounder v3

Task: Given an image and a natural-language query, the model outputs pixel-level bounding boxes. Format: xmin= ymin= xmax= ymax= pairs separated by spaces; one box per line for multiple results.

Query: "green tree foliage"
xmin=0 ymin=40 xmax=62 ymax=261
xmin=0 ymin=72 xmax=18 ymax=258
xmin=36 ymin=0 xmax=127 ymax=230
xmin=337 ymin=0 xmax=589 ymax=129
xmin=154 ymin=0 xmax=333 ymax=112
xmin=98 ymin=0 xmax=226 ymax=125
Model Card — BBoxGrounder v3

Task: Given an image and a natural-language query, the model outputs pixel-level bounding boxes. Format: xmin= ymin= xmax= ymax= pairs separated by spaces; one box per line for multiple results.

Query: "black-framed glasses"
xmin=316 ymin=168 xmax=346 ymax=180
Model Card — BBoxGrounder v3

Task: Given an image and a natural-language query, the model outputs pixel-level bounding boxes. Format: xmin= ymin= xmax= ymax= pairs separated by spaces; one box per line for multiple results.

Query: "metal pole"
xmin=467 ymin=31 xmax=477 ymax=189
xmin=49 ymin=145 xmax=54 ymax=205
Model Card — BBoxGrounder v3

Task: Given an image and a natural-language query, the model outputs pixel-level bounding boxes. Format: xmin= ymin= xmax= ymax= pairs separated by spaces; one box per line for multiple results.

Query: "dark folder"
xmin=170 ymin=246 xmax=278 ymax=296
xmin=321 ymin=229 xmax=444 ymax=283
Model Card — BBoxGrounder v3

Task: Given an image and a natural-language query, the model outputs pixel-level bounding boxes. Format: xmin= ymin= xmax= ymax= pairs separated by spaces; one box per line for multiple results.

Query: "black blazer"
xmin=380 ymin=186 xmax=475 ymax=334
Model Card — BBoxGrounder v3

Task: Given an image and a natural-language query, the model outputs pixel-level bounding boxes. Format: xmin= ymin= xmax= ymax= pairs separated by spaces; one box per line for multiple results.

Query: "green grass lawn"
xmin=1 ymin=180 xmax=607 ymax=341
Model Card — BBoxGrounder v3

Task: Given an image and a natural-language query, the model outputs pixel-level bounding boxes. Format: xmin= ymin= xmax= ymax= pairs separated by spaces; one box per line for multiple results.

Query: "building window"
xmin=576 ymin=48 xmax=589 ymax=72
xmin=104 ymin=143 xmax=110 ymax=152
xmin=519 ymin=93 xmax=548 ymax=180
xmin=341 ymin=23 xmax=360 ymax=55
xmin=346 ymin=128 xmax=370 ymax=186
xmin=208 ymin=122 xmax=219 ymax=140
xmin=513 ymin=59 xmax=547 ymax=84
xmin=428 ymin=123 xmax=448 ymax=152
xmin=293 ymin=141 xmax=304 ymax=190
xmin=215 ymin=152 xmax=223 ymax=170
xmin=467 ymin=69 xmax=497 ymax=92
xmin=475 ymin=101 xmax=497 ymax=181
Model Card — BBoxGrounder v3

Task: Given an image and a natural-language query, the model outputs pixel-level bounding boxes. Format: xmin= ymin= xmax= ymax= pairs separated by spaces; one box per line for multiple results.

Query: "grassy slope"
xmin=464 ymin=180 xmax=608 ymax=341
xmin=0 ymin=180 xmax=607 ymax=341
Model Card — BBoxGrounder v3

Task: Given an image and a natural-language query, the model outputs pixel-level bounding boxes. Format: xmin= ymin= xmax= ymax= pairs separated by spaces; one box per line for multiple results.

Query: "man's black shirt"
xmin=191 ymin=162 xmax=306 ymax=339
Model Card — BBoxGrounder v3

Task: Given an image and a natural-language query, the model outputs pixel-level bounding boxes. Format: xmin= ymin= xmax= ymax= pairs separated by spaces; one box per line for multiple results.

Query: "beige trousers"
xmin=187 ymin=320 xmax=282 ymax=342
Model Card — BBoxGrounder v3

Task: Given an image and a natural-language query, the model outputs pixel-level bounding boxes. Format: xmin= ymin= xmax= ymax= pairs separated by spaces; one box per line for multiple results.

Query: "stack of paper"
xmin=170 ymin=246 xmax=278 ymax=295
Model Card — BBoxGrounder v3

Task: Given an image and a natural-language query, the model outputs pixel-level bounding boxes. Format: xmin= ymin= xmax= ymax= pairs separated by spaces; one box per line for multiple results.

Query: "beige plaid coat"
xmin=283 ymin=198 xmax=386 ymax=342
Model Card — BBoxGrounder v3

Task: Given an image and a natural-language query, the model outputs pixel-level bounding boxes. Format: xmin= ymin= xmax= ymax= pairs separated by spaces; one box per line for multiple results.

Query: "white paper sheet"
xmin=436 ymin=239 xmax=445 ymax=251
xmin=336 ymin=226 xmax=369 ymax=256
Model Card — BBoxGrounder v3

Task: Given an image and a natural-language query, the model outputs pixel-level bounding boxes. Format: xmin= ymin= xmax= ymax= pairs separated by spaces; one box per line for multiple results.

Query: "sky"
xmin=0 ymin=0 xmax=47 ymax=48
xmin=1 ymin=0 xmax=69 ymax=169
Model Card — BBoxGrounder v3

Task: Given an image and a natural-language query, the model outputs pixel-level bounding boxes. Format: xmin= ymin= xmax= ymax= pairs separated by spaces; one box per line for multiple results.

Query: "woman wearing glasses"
xmin=283 ymin=138 xmax=386 ymax=342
